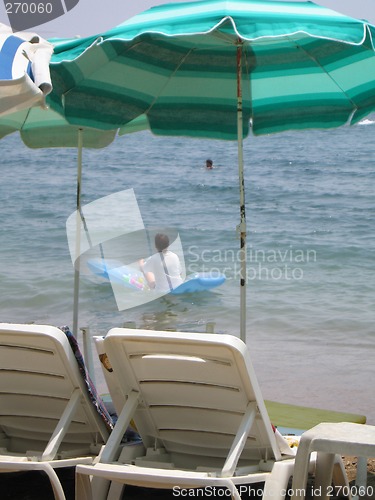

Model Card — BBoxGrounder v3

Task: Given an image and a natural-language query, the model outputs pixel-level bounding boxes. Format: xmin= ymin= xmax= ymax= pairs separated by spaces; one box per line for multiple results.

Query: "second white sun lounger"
xmin=76 ymin=329 xmax=344 ymax=500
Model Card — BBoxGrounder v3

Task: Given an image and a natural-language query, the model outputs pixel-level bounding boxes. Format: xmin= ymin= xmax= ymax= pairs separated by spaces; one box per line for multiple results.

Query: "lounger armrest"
xmin=0 ymin=461 xmax=66 ymax=500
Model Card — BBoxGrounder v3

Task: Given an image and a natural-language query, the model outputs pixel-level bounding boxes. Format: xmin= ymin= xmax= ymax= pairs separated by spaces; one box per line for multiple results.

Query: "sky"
xmin=0 ymin=0 xmax=374 ymax=39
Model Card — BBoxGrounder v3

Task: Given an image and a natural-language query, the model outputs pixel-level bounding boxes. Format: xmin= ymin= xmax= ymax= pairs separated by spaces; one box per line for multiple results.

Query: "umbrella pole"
xmin=72 ymin=128 xmax=83 ymax=336
xmin=237 ymin=42 xmax=247 ymax=344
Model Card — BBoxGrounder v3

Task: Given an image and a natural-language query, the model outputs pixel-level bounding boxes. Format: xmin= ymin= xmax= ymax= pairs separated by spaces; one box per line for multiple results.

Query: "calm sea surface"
xmin=1 ymin=120 xmax=374 ymax=423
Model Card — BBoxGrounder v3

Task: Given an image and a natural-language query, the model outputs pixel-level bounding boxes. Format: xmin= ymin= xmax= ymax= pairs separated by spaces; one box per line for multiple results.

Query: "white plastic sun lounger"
xmin=0 ymin=323 xmax=111 ymax=500
xmin=75 ymin=329 xmax=347 ymax=500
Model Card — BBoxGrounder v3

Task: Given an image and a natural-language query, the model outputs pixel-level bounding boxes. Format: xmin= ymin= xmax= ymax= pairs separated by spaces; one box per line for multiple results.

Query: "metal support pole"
xmin=72 ymin=128 xmax=83 ymax=337
xmin=237 ymin=41 xmax=247 ymax=344
xmin=81 ymin=327 xmax=95 ymax=385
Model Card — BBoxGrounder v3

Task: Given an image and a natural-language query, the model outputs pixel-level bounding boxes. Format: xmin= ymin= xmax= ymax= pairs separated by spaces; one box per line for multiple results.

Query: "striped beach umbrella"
xmin=0 ymin=23 xmax=53 ymax=116
xmin=48 ymin=0 xmax=375 ymax=342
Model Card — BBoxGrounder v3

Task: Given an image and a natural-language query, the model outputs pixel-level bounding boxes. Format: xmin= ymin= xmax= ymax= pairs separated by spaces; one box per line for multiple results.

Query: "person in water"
xmin=206 ymin=159 xmax=213 ymax=169
xmin=140 ymin=233 xmax=183 ymax=292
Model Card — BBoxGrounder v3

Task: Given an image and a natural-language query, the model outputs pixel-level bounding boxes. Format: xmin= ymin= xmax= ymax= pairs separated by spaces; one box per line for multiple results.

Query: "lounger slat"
xmin=149 ymin=406 xmax=244 ymax=432
xmin=139 ymin=382 xmax=248 ymax=410
xmin=0 ymin=380 xmax=74 ymax=399
xmin=128 ymin=356 xmax=237 ymax=386
xmin=0 ymin=395 xmax=77 ymax=414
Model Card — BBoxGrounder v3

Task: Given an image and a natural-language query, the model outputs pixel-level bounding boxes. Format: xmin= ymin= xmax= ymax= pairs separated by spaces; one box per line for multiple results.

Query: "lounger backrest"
xmin=99 ymin=329 xmax=281 ymax=469
xmin=0 ymin=324 xmax=109 ymax=459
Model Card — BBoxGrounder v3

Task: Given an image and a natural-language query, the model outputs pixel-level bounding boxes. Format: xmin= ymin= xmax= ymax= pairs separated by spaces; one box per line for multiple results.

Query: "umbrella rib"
xmin=289 ymin=36 xmax=358 ymax=114
xmin=61 ymin=39 xmax=195 ymax=118
xmin=143 ymin=48 xmax=195 ymax=115
xmin=20 ymin=107 xmax=32 ymax=129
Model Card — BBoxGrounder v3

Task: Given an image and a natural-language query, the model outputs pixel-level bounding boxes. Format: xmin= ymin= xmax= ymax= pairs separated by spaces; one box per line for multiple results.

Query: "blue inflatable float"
xmin=87 ymin=258 xmax=225 ymax=294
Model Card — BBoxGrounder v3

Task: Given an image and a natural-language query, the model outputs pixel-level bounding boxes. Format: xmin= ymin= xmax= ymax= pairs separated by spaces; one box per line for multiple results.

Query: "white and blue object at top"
xmin=87 ymin=258 xmax=225 ymax=295
xmin=0 ymin=23 xmax=53 ymax=116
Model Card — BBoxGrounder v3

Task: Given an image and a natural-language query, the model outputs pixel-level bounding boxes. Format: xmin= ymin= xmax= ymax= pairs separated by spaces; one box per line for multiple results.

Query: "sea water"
xmin=1 ymin=120 xmax=374 ymax=423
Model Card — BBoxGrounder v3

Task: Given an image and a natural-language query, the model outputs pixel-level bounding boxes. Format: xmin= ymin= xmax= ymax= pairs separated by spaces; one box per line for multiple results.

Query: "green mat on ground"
xmin=265 ymin=400 xmax=366 ymax=431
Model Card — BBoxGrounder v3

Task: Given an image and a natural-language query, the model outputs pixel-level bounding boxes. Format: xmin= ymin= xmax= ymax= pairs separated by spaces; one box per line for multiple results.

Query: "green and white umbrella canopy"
xmin=47 ymin=0 xmax=375 ymax=341
xmin=49 ymin=0 xmax=375 ymax=135
xmin=0 ymin=106 xmax=116 ymax=147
